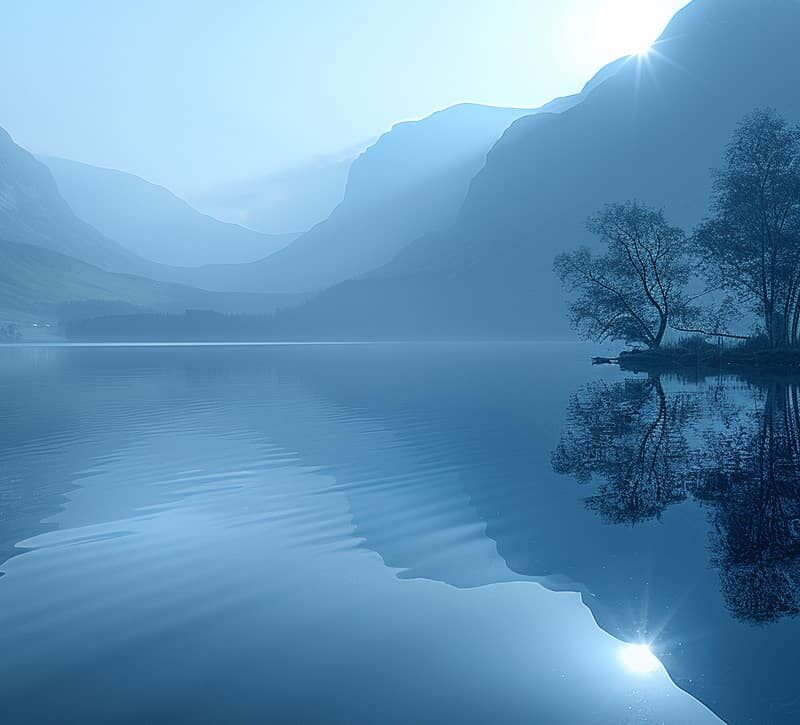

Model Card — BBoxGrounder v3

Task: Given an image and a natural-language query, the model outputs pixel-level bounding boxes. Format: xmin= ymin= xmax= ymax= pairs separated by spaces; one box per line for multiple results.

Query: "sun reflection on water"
xmin=619 ymin=643 xmax=661 ymax=675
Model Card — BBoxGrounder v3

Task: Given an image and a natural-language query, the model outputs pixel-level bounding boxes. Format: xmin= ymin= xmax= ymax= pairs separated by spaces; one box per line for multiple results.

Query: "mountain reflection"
xmin=554 ymin=374 xmax=800 ymax=625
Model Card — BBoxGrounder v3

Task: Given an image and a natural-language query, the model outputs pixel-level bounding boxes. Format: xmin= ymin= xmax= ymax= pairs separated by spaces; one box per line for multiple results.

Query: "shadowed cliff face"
xmin=280 ymin=0 xmax=800 ymax=340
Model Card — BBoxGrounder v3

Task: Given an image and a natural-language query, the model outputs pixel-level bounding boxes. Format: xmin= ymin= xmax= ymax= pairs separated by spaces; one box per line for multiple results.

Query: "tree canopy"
xmin=554 ymin=202 xmax=690 ymax=349
xmin=694 ymin=108 xmax=800 ymax=348
xmin=556 ymin=109 xmax=800 ymax=351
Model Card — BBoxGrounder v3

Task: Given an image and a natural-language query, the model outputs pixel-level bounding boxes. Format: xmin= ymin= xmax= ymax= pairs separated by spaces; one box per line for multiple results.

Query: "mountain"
xmin=274 ymin=0 xmax=800 ymax=340
xmin=97 ymin=58 xmax=628 ymax=298
xmin=0 ymin=126 xmax=143 ymax=273
xmin=178 ymin=65 xmax=631 ymax=297
xmin=0 ymin=126 xmax=303 ymax=327
xmin=189 ymin=150 xmax=357 ymax=236
xmin=0 ymin=237 xmax=301 ymax=325
xmin=176 ymin=104 xmax=532 ymax=294
xmin=41 ymin=156 xmax=296 ymax=267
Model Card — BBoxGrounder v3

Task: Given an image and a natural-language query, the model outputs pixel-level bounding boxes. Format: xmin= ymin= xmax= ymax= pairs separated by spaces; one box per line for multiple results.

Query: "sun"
xmin=596 ymin=1 xmax=672 ymax=58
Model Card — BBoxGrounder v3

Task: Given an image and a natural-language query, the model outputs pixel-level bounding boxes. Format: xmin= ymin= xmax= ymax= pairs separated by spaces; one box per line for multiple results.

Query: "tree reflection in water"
xmin=552 ymin=377 xmax=695 ymax=525
xmin=553 ymin=374 xmax=800 ymax=624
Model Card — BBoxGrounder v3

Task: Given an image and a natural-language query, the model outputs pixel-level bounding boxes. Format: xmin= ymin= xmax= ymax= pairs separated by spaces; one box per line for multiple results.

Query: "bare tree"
xmin=555 ymin=202 xmax=690 ymax=349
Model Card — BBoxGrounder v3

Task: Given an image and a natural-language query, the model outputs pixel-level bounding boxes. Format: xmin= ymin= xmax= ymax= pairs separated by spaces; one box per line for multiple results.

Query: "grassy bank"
xmin=617 ymin=338 xmax=800 ymax=374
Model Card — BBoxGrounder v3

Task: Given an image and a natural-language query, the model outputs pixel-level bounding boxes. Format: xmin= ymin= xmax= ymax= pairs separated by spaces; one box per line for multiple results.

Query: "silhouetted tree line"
xmin=556 ymin=109 xmax=800 ymax=350
xmin=553 ymin=374 xmax=800 ymax=624
xmin=65 ymin=310 xmax=275 ymax=342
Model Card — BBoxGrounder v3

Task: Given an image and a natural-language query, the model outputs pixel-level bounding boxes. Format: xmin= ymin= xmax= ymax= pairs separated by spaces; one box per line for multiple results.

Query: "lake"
xmin=1 ymin=342 xmax=796 ymax=723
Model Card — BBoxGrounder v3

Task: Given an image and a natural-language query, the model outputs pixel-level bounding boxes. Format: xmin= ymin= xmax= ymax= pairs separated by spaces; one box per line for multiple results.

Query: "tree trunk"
xmin=652 ymin=311 xmax=668 ymax=349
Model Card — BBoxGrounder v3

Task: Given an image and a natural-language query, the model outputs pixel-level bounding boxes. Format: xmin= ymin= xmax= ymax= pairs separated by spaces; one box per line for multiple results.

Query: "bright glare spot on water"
xmin=619 ymin=643 xmax=661 ymax=675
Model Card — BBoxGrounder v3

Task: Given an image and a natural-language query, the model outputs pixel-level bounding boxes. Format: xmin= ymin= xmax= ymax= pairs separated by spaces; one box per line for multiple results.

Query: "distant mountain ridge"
xmin=183 ymin=103 xmax=534 ymax=294
xmin=272 ymin=0 xmax=800 ymax=339
xmin=41 ymin=156 xmax=297 ymax=267
xmin=0 ymin=126 xmax=304 ymax=325
xmin=2 ymin=50 xmax=632 ymax=316
xmin=182 ymin=58 xmax=631 ymax=296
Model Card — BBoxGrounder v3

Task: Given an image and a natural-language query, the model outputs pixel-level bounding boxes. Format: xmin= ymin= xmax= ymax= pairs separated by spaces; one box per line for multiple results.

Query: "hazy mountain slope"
xmin=190 ymin=152 xmax=356 ymax=236
xmin=178 ymin=65 xmax=631 ymax=297
xmin=277 ymin=0 xmax=800 ymax=339
xmin=174 ymin=104 xmax=531 ymax=294
xmin=0 ymin=237 xmax=301 ymax=323
xmin=42 ymin=156 xmax=296 ymax=266
xmin=0 ymin=128 xmax=305 ymax=313
xmin=0 ymin=126 xmax=143 ymax=273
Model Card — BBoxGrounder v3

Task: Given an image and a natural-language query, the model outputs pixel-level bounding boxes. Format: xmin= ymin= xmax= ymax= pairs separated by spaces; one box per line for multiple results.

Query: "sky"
xmin=0 ymin=0 xmax=689 ymax=196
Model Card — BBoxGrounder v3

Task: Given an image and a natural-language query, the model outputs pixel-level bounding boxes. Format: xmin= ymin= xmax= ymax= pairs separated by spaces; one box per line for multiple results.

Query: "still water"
xmin=0 ymin=342 xmax=795 ymax=723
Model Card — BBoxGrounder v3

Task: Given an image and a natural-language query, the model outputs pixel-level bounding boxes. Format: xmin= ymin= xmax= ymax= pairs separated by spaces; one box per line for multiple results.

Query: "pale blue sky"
xmin=0 ymin=0 xmax=689 ymax=195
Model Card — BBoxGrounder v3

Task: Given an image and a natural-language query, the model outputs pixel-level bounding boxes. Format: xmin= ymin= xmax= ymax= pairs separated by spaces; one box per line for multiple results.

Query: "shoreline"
xmin=614 ymin=347 xmax=800 ymax=378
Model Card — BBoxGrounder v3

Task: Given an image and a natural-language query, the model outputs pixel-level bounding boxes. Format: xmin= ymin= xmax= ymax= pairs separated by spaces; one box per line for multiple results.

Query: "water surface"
xmin=1 ymin=342 xmax=786 ymax=723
